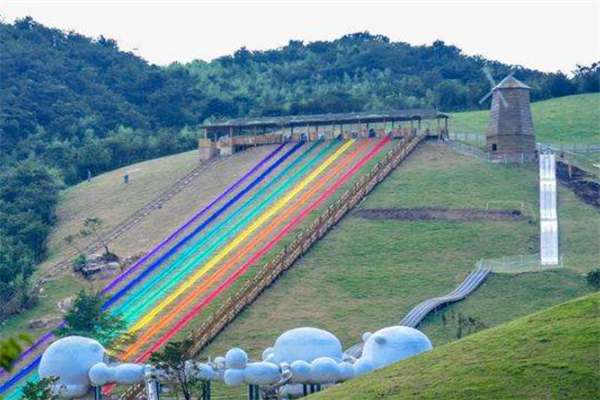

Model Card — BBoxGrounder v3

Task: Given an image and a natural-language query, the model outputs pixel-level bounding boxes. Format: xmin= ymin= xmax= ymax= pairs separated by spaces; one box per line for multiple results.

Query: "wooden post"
xmin=444 ymin=117 xmax=448 ymax=137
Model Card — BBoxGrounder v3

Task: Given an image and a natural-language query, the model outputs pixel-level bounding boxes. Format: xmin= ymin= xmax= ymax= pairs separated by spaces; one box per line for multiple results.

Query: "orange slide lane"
xmin=120 ymin=139 xmax=373 ymax=360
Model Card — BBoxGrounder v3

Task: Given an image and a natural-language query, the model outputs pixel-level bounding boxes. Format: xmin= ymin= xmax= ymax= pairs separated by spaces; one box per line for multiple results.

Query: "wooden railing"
xmin=121 ymin=133 xmax=423 ymax=400
xmin=207 ymin=127 xmax=416 ymax=149
xmin=187 ymin=133 xmax=423 ymax=356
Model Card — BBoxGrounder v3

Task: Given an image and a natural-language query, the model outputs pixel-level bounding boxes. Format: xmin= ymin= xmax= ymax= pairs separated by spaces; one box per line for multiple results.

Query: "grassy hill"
xmin=312 ymin=292 xmax=600 ymax=400
xmin=451 ymin=93 xmax=600 ymax=144
xmin=0 ymin=145 xmax=279 ymax=337
xmin=200 ymin=142 xmax=598 ymax=359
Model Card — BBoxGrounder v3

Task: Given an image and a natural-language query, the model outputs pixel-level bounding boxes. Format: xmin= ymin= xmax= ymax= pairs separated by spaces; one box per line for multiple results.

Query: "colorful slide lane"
xmin=0 ymin=143 xmax=291 ymax=396
xmin=4 ymin=138 xmax=389 ymax=400
xmin=131 ymin=137 xmax=392 ymax=363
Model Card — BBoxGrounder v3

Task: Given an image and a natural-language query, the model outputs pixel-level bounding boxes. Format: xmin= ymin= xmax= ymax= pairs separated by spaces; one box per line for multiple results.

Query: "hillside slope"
xmin=312 ymin=292 xmax=600 ymax=400
xmin=0 ymin=145 xmax=278 ymax=337
xmin=200 ymin=142 xmax=598 ymax=358
xmin=451 ymin=93 xmax=600 ymax=144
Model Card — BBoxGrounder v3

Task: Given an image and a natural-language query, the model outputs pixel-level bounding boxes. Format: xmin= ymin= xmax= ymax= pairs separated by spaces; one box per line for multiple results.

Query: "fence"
xmin=447 ymin=132 xmax=486 ymax=145
xmin=477 ymin=253 xmax=563 ymax=274
xmin=450 ymin=132 xmax=600 ymax=154
xmin=443 ymin=139 xmax=494 ymax=163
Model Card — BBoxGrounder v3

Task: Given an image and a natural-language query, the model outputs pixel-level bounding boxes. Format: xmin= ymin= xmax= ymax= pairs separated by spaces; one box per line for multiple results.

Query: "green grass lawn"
xmin=312 ymin=292 xmax=600 ymax=400
xmin=451 ymin=93 xmax=600 ymax=144
xmin=199 ymin=142 xmax=598 ymax=360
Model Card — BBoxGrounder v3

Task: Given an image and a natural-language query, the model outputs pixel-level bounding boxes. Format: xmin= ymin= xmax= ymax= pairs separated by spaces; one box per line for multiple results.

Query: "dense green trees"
xmin=0 ymin=162 xmax=61 ymax=305
xmin=185 ymin=34 xmax=594 ymax=118
xmin=0 ymin=18 xmax=203 ymax=184
xmin=0 ymin=18 xmax=598 ymax=318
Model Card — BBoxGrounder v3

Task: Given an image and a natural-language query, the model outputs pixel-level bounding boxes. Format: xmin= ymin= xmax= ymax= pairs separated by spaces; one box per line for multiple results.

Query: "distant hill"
xmin=0 ymin=17 xmax=201 ymax=182
xmin=185 ymin=33 xmax=588 ymax=118
xmin=1 ymin=18 xmax=596 ymax=180
xmin=313 ymin=292 xmax=600 ymax=400
xmin=452 ymin=93 xmax=600 ymax=144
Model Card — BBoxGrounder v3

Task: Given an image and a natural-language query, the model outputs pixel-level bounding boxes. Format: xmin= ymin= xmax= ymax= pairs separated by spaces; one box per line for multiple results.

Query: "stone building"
xmin=486 ymin=76 xmax=536 ymax=162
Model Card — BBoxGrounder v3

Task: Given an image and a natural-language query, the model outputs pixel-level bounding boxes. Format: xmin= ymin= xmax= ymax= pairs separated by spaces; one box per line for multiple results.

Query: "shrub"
xmin=586 ymin=269 xmax=600 ymax=289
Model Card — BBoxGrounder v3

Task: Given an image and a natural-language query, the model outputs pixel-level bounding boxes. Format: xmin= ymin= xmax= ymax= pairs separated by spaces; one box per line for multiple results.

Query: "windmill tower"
xmin=480 ymin=69 xmax=536 ymax=162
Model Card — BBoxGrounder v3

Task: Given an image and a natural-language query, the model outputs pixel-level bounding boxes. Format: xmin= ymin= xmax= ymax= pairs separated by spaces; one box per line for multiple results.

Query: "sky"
xmin=1 ymin=0 xmax=599 ymax=73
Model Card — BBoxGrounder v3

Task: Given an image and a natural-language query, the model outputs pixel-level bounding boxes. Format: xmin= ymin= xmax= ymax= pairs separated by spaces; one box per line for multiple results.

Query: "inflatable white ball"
xmin=262 ymin=347 xmax=275 ymax=362
xmin=244 ymin=362 xmax=281 ymax=385
xmin=196 ymin=363 xmax=214 ymax=380
xmin=88 ymin=363 xmax=114 ymax=386
xmin=338 ymin=362 xmax=355 ymax=381
xmin=225 ymin=348 xmax=248 ymax=369
xmin=289 ymin=360 xmax=311 ymax=383
xmin=272 ymin=327 xmax=343 ymax=363
xmin=224 ymin=369 xmax=245 ymax=387
xmin=354 ymin=326 xmax=432 ymax=374
xmin=309 ymin=357 xmax=341 ymax=384
xmin=39 ymin=336 xmax=106 ymax=397
xmin=110 ymin=364 xmax=146 ymax=385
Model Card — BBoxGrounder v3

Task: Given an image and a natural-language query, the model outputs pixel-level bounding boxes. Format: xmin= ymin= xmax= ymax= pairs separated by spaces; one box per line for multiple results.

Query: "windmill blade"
xmin=479 ymin=90 xmax=494 ymax=105
xmin=497 ymin=89 xmax=509 ymax=108
xmin=482 ymin=66 xmax=497 ymax=88
xmin=479 ymin=87 xmax=509 ymax=108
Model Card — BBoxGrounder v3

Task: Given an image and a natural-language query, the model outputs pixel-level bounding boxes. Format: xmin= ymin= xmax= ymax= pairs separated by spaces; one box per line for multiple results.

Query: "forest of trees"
xmin=0 ymin=17 xmax=598 ymax=312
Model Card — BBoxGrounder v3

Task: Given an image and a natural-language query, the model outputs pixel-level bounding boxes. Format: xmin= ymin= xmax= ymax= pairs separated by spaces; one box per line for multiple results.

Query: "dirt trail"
xmin=354 ymin=207 xmax=524 ymax=221
xmin=556 ymin=161 xmax=600 ymax=210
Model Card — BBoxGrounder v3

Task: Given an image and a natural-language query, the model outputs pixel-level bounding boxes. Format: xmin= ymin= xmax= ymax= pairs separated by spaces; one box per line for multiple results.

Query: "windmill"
xmin=479 ymin=66 xmax=510 ymax=108
xmin=480 ymin=66 xmax=537 ymax=162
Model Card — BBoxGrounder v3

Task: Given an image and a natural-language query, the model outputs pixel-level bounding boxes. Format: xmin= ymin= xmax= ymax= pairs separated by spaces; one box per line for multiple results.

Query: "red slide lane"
xmin=134 ymin=136 xmax=391 ymax=363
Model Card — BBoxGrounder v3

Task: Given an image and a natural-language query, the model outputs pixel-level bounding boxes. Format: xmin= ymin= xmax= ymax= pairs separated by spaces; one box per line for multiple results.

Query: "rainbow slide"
xmin=0 ymin=143 xmax=293 ymax=397
xmin=1 ymin=137 xmax=391 ymax=400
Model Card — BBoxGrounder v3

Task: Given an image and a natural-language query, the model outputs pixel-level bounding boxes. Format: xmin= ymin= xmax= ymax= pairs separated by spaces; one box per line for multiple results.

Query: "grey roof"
xmin=496 ymin=75 xmax=531 ymax=90
xmin=201 ymin=109 xmax=447 ymax=129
